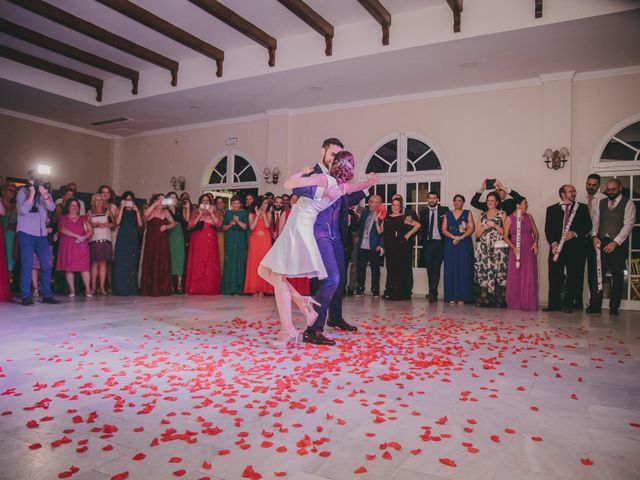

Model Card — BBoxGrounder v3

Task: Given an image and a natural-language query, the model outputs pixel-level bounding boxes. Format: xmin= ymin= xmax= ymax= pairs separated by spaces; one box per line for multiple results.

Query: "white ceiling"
xmin=0 ymin=0 xmax=639 ymax=137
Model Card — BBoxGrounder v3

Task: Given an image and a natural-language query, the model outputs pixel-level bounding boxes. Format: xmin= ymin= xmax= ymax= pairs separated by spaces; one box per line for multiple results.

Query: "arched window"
xmin=593 ymin=116 xmax=640 ymax=309
xmin=202 ymin=151 xmax=259 ymax=198
xmin=363 ymin=133 xmax=446 ymax=270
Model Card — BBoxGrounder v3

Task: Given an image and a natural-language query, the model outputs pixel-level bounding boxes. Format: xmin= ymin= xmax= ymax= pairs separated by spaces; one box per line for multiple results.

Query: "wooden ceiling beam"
xmin=188 ymin=0 xmax=277 ymax=67
xmin=0 ymin=44 xmax=103 ymax=101
xmin=357 ymin=0 xmax=391 ymax=46
xmin=446 ymin=0 xmax=463 ymax=33
xmin=0 ymin=18 xmax=139 ymax=94
xmin=535 ymin=0 xmax=543 ymax=18
xmin=277 ymin=0 xmax=333 ymax=56
xmin=6 ymin=0 xmax=179 ymax=86
xmin=95 ymin=0 xmax=223 ymax=77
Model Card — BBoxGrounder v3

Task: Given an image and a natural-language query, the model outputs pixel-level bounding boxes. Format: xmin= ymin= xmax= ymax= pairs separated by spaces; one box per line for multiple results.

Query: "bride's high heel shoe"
xmin=300 ymin=296 xmax=320 ymax=327
xmin=273 ymin=329 xmax=300 ymax=348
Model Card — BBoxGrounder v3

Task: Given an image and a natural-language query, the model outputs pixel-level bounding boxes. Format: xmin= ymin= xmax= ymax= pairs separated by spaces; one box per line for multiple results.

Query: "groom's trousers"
xmin=307 ymin=236 xmax=345 ymax=333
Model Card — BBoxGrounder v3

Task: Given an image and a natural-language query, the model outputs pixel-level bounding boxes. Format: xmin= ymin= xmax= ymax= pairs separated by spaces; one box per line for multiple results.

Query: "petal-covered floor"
xmin=0 ymin=295 xmax=638 ymax=480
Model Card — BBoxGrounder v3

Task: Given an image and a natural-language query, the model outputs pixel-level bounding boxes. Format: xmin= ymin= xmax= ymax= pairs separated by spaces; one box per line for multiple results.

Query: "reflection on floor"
xmin=0 ymin=295 xmax=638 ymax=480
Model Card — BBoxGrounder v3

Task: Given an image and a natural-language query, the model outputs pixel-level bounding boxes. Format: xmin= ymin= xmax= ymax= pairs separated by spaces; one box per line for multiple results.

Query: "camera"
xmin=26 ymin=171 xmax=51 ymax=212
xmin=199 ymin=204 xmax=210 ymax=210
xmin=161 ymin=198 xmax=176 ymax=206
xmin=486 ymin=178 xmax=496 ymax=190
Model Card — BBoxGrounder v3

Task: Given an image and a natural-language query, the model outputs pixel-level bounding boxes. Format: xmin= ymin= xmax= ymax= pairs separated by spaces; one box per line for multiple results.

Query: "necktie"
xmin=429 ymin=209 xmax=435 ymax=240
xmin=609 ymin=200 xmax=615 ymax=210
xmin=588 ymin=196 xmax=593 ymax=212
xmin=563 ymin=204 xmax=570 ymax=229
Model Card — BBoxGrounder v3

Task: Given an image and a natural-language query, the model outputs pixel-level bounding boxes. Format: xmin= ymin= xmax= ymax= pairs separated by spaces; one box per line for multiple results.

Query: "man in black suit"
xmin=419 ymin=192 xmax=449 ymax=302
xmin=544 ymin=184 xmax=592 ymax=313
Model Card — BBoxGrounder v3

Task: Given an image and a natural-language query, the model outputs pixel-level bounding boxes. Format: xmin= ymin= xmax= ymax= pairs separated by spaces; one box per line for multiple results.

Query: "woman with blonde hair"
xmin=88 ymin=193 xmax=115 ymax=295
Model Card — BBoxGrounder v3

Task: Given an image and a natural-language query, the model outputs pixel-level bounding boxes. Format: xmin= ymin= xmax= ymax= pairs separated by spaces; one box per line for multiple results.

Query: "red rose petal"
xmin=581 ymin=458 xmax=594 ymax=466
xmin=242 ymin=465 xmax=262 ymax=480
xmin=274 ymin=472 xmax=287 ymax=477
xmin=410 ymin=449 xmax=422 ymax=455
xmin=169 ymin=457 xmax=182 ymax=463
xmin=504 ymin=428 xmax=516 ymax=434
xmin=354 ymin=467 xmax=367 ymax=474
xmin=490 ymin=435 xmax=500 ymax=443
xmin=531 ymin=436 xmax=543 ymax=442
xmin=29 ymin=443 xmax=42 ymax=450
xmin=173 ymin=469 xmax=186 ymax=477
xmin=103 ymin=445 xmax=114 ymax=451
xmin=439 ymin=458 xmax=457 ymax=467
xmin=202 ymin=461 xmax=211 ymax=470
xmin=132 ymin=453 xmax=146 ymax=461
xmin=111 ymin=473 xmax=129 ymax=480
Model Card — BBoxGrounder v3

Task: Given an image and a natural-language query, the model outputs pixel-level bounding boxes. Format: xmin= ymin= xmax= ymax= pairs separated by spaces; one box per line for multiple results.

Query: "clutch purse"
xmin=493 ymin=239 xmax=508 ymax=249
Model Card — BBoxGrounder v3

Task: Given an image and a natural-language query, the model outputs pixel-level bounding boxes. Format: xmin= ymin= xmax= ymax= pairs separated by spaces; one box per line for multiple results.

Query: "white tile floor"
xmin=0 ymin=294 xmax=638 ymax=480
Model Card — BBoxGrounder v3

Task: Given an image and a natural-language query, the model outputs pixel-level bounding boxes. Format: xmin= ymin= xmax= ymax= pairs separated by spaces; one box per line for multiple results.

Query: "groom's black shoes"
xmin=327 ymin=317 xmax=357 ymax=332
xmin=303 ymin=330 xmax=336 ymax=346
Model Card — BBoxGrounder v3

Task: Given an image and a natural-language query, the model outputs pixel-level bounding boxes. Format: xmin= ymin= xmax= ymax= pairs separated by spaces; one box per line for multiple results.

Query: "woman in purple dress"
xmin=504 ymin=198 xmax=540 ymax=311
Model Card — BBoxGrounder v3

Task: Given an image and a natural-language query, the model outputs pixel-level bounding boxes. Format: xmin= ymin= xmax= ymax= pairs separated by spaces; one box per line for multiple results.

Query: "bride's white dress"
xmin=260 ymin=173 xmax=339 ymax=280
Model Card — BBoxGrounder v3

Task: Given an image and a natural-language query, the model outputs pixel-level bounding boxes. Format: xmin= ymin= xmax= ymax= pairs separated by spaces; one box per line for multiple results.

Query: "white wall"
xmin=2 ymin=70 xmax=638 ymax=300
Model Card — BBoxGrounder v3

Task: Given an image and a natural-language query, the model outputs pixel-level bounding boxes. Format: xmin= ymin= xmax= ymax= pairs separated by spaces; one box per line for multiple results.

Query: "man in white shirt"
xmin=575 ymin=174 xmax=607 ymax=310
xmin=587 ymin=178 xmax=636 ymax=315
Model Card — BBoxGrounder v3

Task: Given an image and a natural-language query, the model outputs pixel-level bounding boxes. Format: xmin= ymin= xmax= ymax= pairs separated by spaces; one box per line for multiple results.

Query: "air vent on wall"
xmin=89 ymin=117 xmax=133 ymax=127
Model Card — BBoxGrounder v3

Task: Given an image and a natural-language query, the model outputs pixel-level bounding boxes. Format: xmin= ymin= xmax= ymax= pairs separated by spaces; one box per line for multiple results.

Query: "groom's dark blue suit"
xmin=293 ymin=163 xmax=367 ymax=331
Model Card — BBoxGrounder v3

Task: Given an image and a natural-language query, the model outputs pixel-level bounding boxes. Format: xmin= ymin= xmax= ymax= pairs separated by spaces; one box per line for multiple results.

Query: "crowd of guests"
xmin=0 ymin=172 xmax=634 ymax=315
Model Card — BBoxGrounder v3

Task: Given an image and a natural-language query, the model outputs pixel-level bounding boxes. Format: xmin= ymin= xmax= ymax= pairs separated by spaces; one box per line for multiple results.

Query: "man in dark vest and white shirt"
xmin=587 ymin=178 xmax=636 ymax=315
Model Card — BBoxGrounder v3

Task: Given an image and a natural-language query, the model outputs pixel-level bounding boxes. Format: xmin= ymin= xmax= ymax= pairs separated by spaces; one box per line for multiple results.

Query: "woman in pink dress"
xmin=244 ymin=197 xmax=275 ymax=295
xmin=0 ymin=200 xmax=11 ymax=301
xmin=504 ymin=198 xmax=540 ymax=311
xmin=57 ymin=198 xmax=93 ymax=297
xmin=185 ymin=193 xmax=221 ymax=295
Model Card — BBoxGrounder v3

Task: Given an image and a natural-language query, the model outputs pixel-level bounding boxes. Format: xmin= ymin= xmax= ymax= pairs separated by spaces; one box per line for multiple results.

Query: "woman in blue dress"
xmin=442 ymin=194 xmax=475 ymax=304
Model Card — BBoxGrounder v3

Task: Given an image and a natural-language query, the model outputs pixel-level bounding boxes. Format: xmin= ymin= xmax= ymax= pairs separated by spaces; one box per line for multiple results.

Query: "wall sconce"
xmin=170 ymin=176 xmax=186 ymax=191
xmin=263 ymin=166 xmax=281 ymax=184
xmin=543 ymin=147 xmax=570 ymax=170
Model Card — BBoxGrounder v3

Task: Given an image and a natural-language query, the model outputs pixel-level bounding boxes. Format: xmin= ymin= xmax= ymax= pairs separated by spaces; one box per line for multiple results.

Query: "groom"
xmin=293 ymin=138 xmax=372 ymax=345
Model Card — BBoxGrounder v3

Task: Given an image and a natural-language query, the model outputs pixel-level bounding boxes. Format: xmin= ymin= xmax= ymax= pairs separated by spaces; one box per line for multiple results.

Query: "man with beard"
xmin=293 ymin=138 xmax=373 ymax=344
xmin=576 ymin=174 xmax=606 ymax=310
xmin=544 ymin=185 xmax=592 ymax=313
xmin=272 ymin=196 xmax=285 ymax=240
xmin=419 ymin=192 xmax=449 ymax=302
xmin=587 ymin=178 xmax=635 ymax=314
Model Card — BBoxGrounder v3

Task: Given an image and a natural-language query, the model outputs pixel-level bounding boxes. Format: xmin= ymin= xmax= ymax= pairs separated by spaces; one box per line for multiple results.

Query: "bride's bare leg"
xmin=258 ymin=265 xmax=296 ymax=335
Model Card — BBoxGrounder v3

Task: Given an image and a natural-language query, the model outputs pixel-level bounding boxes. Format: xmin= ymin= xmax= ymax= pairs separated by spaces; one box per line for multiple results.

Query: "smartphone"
xmin=161 ymin=198 xmax=175 ymax=206
xmin=124 ymin=200 xmax=134 ymax=208
xmin=200 ymin=204 xmax=209 ymax=210
xmin=486 ymin=178 xmax=496 ymax=190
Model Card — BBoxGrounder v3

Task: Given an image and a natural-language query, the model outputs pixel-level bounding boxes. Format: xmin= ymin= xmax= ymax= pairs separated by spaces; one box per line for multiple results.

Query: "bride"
xmin=259 ymin=151 xmax=378 ymax=347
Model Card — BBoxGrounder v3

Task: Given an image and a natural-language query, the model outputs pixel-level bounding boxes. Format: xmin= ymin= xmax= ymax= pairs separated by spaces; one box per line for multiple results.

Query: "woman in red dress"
xmin=244 ymin=197 xmax=275 ymax=295
xmin=140 ymin=193 xmax=175 ymax=296
xmin=185 ymin=194 xmax=221 ymax=295
xmin=0 ymin=200 xmax=11 ymax=301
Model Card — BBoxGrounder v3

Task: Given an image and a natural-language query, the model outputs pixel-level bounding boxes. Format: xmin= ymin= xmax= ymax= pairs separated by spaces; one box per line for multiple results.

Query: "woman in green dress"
xmin=166 ymin=191 xmax=188 ymax=293
xmin=221 ymin=195 xmax=248 ymax=294
xmin=0 ymin=183 xmax=17 ymax=273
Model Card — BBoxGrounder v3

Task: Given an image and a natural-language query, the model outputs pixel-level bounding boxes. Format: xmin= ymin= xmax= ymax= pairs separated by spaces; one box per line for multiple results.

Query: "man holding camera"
xmin=16 ymin=178 xmax=59 ymax=305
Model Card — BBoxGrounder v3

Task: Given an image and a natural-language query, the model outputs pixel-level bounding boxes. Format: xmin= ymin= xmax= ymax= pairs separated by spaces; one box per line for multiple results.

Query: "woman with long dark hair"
xmin=112 ymin=191 xmax=142 ymax=296
xmin=244 ymin=196 xmax=275 ymax=295
xmin=442 ymin=194 xmax=475 ymax=304
xmin=185 ymin=193 xmax=221 ymax=295
xmin=140 ymin=193 xmax=175 ymax=296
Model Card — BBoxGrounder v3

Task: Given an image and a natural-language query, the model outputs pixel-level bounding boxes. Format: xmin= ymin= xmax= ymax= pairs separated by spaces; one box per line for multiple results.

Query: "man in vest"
xmin=576 ymin=174 xmax=607 ymax=310
xmin=587 ymin=178 xmax=636 ymax=315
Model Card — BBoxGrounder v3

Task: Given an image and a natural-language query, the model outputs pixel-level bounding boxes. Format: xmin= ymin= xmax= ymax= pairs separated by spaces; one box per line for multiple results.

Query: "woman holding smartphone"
xmin=166 ymin=191 xmax=188 ymax=294
xmin=185 ymin=193 xmax=221 ymax=295
xmin=112 ymin=191 xmax=142 ymax=296
xmin=140 ymin=193 xmax=176 ymax=296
